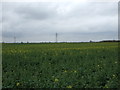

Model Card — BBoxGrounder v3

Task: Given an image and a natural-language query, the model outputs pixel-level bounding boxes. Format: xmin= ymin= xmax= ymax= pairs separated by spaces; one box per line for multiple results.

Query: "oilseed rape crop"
xmin=2 ymin=42 xmax=119 ymax=88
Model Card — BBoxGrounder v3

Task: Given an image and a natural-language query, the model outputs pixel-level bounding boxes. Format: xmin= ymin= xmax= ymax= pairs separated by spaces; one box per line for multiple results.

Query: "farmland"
xmin=2 ymin=42 xmax=120 ymax=88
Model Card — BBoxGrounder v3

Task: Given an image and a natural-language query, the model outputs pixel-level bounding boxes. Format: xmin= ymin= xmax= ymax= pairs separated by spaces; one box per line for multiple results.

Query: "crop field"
xmin=2 ymin=42 xmax=120 ymax=88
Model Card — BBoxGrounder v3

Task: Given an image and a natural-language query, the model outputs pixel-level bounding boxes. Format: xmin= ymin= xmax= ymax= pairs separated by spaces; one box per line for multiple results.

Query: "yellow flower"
xmin=54 ymin=78 xmax=59 ymax=82
xmin=74 ymin=70 xmax=77 ymax=73
xmin=16 ymin=82 xmax=20 ymax=86
xmin=64 ymin=70 xmax=67 ymax=73
xmin=115 ymin=61 xmax=117 ymax=64
xmin=104 ymin=85 xmax=108 ymax=88
xmin=113 ymin=74 xmax=115 ymax=77
xmin=66 ymin=85 xmax=72 ymax=88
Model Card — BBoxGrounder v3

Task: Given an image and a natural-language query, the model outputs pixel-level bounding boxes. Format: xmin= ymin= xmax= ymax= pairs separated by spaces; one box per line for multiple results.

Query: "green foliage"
xmin=2 ymin=42 xmax=119 ymax=88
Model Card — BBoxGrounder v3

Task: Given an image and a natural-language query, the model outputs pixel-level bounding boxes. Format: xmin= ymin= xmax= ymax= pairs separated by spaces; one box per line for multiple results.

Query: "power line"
xmin=14 ymin=32 xmax=16 ymax=43
xmin=56 ymin=33 xmax=58 ymax=43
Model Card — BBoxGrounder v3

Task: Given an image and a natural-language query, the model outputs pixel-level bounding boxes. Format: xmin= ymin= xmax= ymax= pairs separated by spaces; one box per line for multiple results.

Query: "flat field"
xmin=2 ymin=42 xmax=119 ymax=88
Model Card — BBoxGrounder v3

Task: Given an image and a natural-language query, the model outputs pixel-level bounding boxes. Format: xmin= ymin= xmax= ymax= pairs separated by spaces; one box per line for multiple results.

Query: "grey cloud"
xmin=1 ymin=2 xmax=118 ymax=43
xmin=70 ymin=2 xmax=117 ymax=18
xmin=2 ymin=30 xmax=24 ymax=38
xmin=0 ymin=3 xmax=2 ymax=24
xmin=58 ymin=31 xmax=118 ymax=42
xmin=15 ymin=4 xmax=57 ymax=20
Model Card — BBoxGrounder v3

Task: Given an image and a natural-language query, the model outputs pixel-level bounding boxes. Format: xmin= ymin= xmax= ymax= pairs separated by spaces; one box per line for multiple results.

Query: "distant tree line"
xmin=2 ymin=40 xmax=120 ymax=43
xmin=100 ymin=40 xmax=120 ymax=42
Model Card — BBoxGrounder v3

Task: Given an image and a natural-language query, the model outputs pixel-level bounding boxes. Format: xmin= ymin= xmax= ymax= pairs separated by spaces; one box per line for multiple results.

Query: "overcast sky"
xmin=1 ymin=2 xmax=118 ymax=42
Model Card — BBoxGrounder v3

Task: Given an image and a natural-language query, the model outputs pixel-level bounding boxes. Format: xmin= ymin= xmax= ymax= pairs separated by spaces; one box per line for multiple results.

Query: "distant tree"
xmin=90 ymin=40 xmax=92 ymax=43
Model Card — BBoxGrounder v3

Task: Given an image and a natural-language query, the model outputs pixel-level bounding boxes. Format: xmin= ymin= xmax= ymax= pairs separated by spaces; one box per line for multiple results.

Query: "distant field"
xmin=2 ymin=42 xmax=120 ymax=88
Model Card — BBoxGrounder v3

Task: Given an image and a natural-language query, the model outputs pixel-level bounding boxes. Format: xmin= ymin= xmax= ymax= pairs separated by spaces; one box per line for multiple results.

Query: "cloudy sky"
xmin=1 ymin=2 xmax=118 ymax=43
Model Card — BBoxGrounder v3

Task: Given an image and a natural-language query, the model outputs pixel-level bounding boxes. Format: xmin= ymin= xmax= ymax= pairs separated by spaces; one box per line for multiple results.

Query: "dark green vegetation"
xmin=2 ymin=42 xmax=120 ymax=88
